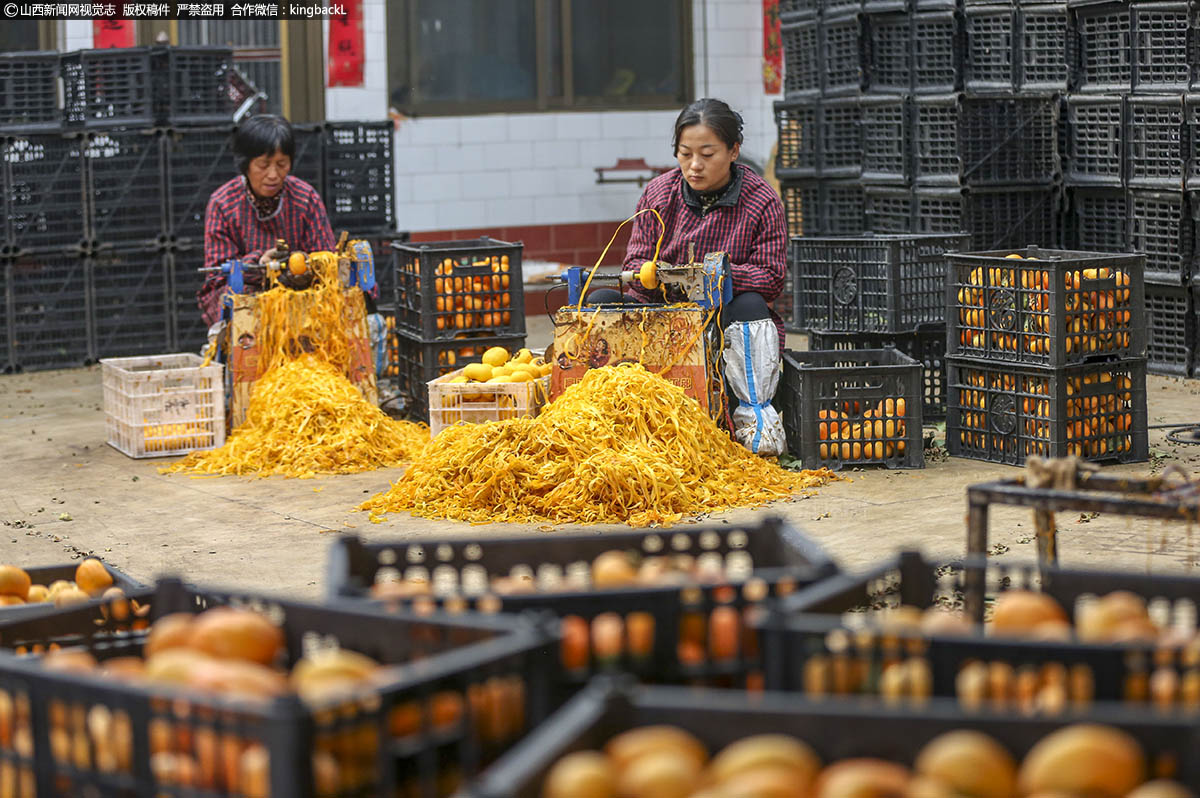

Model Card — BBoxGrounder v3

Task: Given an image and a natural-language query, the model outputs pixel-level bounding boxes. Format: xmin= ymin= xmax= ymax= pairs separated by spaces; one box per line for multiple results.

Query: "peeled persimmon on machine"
xmin=200 ymin=234 xmax=379 ymax=426
xmin=552 ymin=243 xmax=733 ymax=416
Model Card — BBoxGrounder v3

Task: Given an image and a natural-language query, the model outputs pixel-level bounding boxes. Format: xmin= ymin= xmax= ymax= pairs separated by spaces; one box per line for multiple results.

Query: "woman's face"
xmin=246 ymin=149 xmax=292 ymax=198
xmin=676 ymin=123 xmax=739 ymax=193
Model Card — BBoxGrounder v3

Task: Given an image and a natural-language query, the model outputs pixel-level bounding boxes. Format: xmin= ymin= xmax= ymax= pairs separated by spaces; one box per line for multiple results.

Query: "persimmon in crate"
xmin=781 ymin=349 xmax=925 ymax=470
xmin=392 ymin=237 xmax=525 ymax=340
xmin=947 ymin=356 xmax=1149 ymax=466
xmin=947 ymin=247 xmax=1146 ymax=367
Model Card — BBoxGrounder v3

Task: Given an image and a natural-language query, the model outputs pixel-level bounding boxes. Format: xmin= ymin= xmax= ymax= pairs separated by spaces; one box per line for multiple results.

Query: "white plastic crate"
xmin=427 ymin=366 xmax=550 ymax=438
xmin=100 ymin=353 xmax=225 ymax=459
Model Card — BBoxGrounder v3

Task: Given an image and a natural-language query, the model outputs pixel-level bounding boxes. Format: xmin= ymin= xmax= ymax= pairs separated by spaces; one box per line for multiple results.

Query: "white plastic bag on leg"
xmin=722 ymin=319 xmax=786 ymax=457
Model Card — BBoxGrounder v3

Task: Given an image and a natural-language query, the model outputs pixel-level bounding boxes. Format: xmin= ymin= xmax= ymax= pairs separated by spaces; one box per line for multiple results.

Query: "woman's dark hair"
xmin=672 ymin=98 xmax=744 ymax=154
xmin=233 ymin=114 xmax=296 ymax=174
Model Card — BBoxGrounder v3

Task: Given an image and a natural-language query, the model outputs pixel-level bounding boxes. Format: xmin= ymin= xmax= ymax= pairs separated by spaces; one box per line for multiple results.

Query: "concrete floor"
xmin=3 ymin=314 xmax=1199 ymax=600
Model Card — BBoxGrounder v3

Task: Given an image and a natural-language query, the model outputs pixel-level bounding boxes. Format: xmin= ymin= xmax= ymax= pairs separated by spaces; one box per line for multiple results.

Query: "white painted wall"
xmin=323 ymin=0 xmax=779 ymax=232
xmin=60 ymin=19 xmax=94 ymax=51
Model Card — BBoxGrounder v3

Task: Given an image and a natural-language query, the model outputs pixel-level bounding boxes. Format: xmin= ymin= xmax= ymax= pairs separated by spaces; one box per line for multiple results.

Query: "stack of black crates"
xmin=1061 ymin=1 xmax=1198 ymax=377
xmin=945 ymin=245 xmax=1150 ymax=465
xmin=386 ymin=237 xmax=528 ymax=421
xmin=776 ymin=0 xmax=1066 ymax=249
xmin=0 ymin=47 xmax=396 ymax=373
xmin=782 ymin=232 xmax=967 ymax=471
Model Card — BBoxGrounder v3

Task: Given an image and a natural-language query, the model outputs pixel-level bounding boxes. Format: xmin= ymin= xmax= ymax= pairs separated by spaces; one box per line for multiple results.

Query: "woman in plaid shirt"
xmin=197 ymin=115 xmax=336 ymax=328
xmin=589 ymin=99 xmax=788 ymax=456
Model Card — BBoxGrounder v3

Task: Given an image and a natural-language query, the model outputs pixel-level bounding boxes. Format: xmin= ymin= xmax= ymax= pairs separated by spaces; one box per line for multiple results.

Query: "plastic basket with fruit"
xmin=327 ymin=518 xmax=838 ymax=696
xmin=0 ymin=577 xmax=557 ymax=797
xmin=759 ymin=551 xmax=1200 ymax=711
xmin=946 ymin=247 xmax=1147 ymax=367
xmin=462 ymin=677 xmax=1200 ymax=798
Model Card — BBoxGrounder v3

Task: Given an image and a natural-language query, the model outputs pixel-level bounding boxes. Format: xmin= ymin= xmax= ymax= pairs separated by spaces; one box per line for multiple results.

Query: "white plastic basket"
xmin=100 ymin=354 xmax=226 ymax=459
xmin=427 ymin=367 xmax=550 ymax=438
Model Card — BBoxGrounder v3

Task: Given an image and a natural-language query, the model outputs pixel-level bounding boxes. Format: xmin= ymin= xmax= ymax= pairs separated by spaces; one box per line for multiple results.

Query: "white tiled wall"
xmin=323 ymin=0 xmax=779 ymax=232
xmin=61 ymin=20 xmax=94 ymax=51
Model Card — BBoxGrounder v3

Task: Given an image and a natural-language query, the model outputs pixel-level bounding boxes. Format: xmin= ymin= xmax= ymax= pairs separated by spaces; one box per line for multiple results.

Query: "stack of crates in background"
xmin=388 ymin=237 xmax=528 ymax=421
xmin=945 ymin=246 xmax=1149 ymax=465
xmin=1061 ymin=2 xmax=1197 ymax=377
xmin=1 ymin=47 xmax=397 ymax=372
xmin=776 ymin=0 xmax=1067 ymax=324
xmin=782 ymin=232 xmax=967 ymax=469
xmin=776 ymin=0 xmax=866 ymax=239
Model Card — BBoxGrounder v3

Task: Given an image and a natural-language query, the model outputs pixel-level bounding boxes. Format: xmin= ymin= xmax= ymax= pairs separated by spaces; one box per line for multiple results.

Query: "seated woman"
xmin=196 ymin=114 xmax=336 ymax=330
xmin=589 ymin=98 xmax=788 ymax=456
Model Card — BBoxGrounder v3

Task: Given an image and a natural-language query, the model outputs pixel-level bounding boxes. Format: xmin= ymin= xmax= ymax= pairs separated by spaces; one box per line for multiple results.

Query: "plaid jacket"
xmin=622 ymin=164 xmax=789 ymax=352
xmin=197 ymin=175 xmax=336 ymax=326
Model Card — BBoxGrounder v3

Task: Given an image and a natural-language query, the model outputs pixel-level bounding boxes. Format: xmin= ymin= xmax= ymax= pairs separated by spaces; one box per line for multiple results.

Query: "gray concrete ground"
xmin=3 ymin=314 xmax=1199 ymax=599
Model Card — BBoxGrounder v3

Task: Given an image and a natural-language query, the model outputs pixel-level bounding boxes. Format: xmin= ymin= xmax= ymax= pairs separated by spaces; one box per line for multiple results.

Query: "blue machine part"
xmin=349 ymin=240 xmax=376 ymax=293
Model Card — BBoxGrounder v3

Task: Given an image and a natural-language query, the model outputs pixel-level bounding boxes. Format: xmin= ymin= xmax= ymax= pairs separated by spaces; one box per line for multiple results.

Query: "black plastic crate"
xmin=464 ymin=678 xmax=1200 ymax=798
xmin=781 ymin=348 xmax=925 ymax=469
xmin=946 ymin=246 xmax=1146 ymax=366
xmin=62 ymin=46 xmax=234 ymax=128
xmin=85 ymin=128 xmax=167 ymax=247
xmin=817 ymin=96 xmax=863 ymax=178
xmin=780 ymin=0 xmax=820 ymax=16
xmin=947 ymin=355 xmax=1149 ymax=466
xmin=781 ymin=16 xmax=821 ymax=96
xmin=864 ymin=12 xmax=911 ymax=93
xmin=0 ymin=560 xmax=143 ymax=623
xmin=1073 ymin=3 xmax=1133 ymax=92
xmin=1065 ymin=186 xmax=1127 ymax=251
xmin=864 ymin=184 xmax=916 ymax=232
xmin=1132 ymin=2 xmax=1190 ymax=92
xmin=963 ymin=4 xmax=1070 ymax=92
xmin=1127 ymin=95 xmax=1186 ymax=191
xmin=859 ymin=94 xmax=910 ymax=183
xmin=3 ymin=248 xmax=92 ymax=372
xmin=0 ymin=577 xmax=557 ymax=798
xmin=913 ymin=94 xmax=1060 ymax=188
xmin=1021 ymin=4 xmax=1072 ymax=91
xmin=915 ymin=185 xmax=1063 ymax=251
xmin=809 ymin=325 xmax=948 ymax=420
xmin=2 ymin=132 xmax=88 ymax=253
xmin=773 ymin=99 xmax=818 ymax=176
xmin=325 ymin=121 xmax=394 ymax=234
xmin=291 ymin=121 xmax=325 ymax=198
xmin=168 ymin=245 xmax=209 ymax=354
xmin=90 ymin=246 xmax=171 ymax=360
xmin=0 ymin=51 xmax=60 ymax=132
xmin=912 ymin=11 xmax=964 ymax=93
xmin=1129 ymin=189 xmax=1194 ymax=283
xmin=392 ymin=330 xmax=527 ymax=421
xmin=392 ymin=237 xmax=524 ymax=342
xmin=823 ymin=12 xmax=867 ymax=95
xmin=329 ymin=518 xmax=838 ymax=694
xmin=791 ymin=233 xmax=968 ymax=333
xmin=761 ymin=550 xmax=1200 ymax=707
xmin=863 ymin=10 xmax=962 ymax=93
xmin=780 ymin=179 xmax=865 ymax=236
xmin=163 ymin=125 xmax=234 ymax=245
xmin=774 ymin=98 xmax=860 ymax=180
xmin=1184 ymin=97 xmax=1200 ymax=192
xmin=964 ymin=4 xmax=1016 ymax=92
xmin=61 ymin=47 xmax=156 ymax=128
xmin=1065 ymin=94 xmax=1124 ymax=187
xmin=1144 ymin=280 xmax=1195 ymax=376
xmin=161 ymin=45 xmax=235 ymax=125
